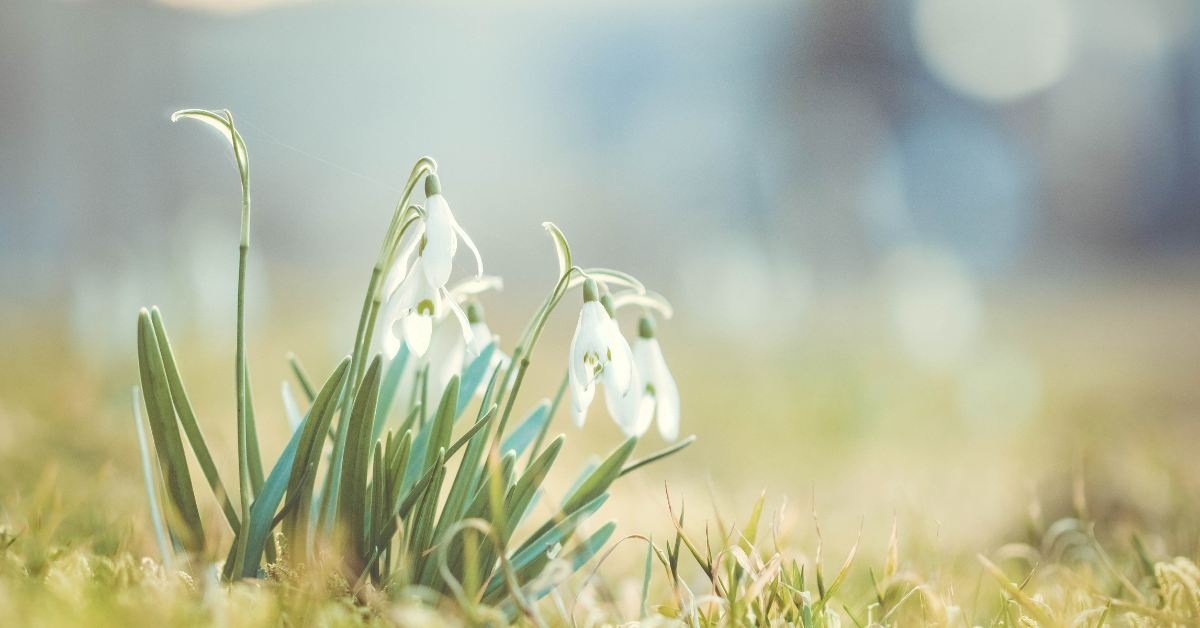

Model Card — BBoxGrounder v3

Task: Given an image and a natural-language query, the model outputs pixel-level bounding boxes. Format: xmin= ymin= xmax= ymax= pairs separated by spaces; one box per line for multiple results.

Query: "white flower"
xmin=603 ymin=319 xmax=652 ymax=437
xmin=569 ymin=279 xmax=634 ymax=430
xmin=382 ymin=253 xmax=477 ymax=358
xmin=631 ymin=316 xmax=680 ymax=441
xmin=421 ymin=174 xmax=483 ymax=289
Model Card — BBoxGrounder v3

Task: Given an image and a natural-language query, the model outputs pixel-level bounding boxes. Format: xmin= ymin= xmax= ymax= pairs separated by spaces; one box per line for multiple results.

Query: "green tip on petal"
xmin=424 ymin=173 xmax=441 ymax=197
xmin=600 ymin=294 xmax=616 ymax=318
xmin=583 ymin=278 xmax=599 ymax=303
xmin=466 ymin=299 xmax=485 ymax=324
xmin=638 ymin=315 xmax=655 ymax=339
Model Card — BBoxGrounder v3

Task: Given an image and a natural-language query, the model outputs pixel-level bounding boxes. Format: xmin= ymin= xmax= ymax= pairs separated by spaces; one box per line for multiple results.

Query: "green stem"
xmin=233 ymin=244 xmax=252 ymax=578
xmin=526 ymin=371 xmax=569 ymax=472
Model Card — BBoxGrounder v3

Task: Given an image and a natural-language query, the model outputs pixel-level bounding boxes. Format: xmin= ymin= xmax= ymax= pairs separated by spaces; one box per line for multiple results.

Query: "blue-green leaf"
xmin=500 ymin=399 xmax=551 ymax=458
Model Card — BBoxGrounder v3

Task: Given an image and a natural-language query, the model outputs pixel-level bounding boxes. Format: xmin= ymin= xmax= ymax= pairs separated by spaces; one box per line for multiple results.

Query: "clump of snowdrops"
xmin=127 ymin=109 xmax=694 ymax=620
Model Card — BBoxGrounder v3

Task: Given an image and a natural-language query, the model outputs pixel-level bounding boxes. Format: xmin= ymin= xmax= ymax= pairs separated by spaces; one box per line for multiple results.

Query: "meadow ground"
xmin=2 ymin=265 xmax=1200 ymax=627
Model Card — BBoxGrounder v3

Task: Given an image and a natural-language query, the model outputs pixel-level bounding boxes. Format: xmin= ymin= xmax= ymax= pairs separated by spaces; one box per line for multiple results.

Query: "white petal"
xmin=605 ymin=317 xmax=634 ymax=396
xmin=568 ymin=331 xmax=594 ymax=426
xmin=443 ymin=288 xmax=480 ymax=356
xmin=570 ymin=308 xmax=593 ymax=393
xmin=637 ymin=338 xmax=680 ymax=441
xmin=401 ymin=314 xmax=433 ymax=357
xmin=422 ymin=195 xmax=455 ymax=287
xmin=425 ymin=318 xmax=467 ymax=404
xmin=604 ymin=364 xmax=645 ymax=436
xmin=451 ymin=213 xmax=484 ymax=278
xmin=384 ymin=223 xmax=425 ymax=299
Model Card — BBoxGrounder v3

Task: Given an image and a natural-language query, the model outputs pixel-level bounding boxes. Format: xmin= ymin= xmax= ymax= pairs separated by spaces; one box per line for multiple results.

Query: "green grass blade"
xmin=497 ymin=520 xmax=617 ymax=614
xmin=282 ymin=356 xmax=351 ymax=562
xmin=372 ymin=344 xmax=410 ymax=443
xmin=132 ymin=386 xmax=172 ymax=571
xmin=148 ymin=307 xmax=240 ymax=533
xmin=281 ymin=381 xmax=303 ymax=434
xmin=619 ymin=435 xmax=696 ymax=478
xmin=240 ymin=408 xmax=310 ymax=578
xmin=286 ymin=352 xmax=317 ymax=403
xmin=502 ymin=436 xmax=563 ymax=542
xmin=500 ymin=399 xmax=551 ymax=459
xmin=456 ymin=343 xmax=496 ymax=419
xmin=243 ymin=366 xmax=264 ymax=496
xmin=137 ymin=309 xmax=205 ymax=552
xmin=336 ymin=355 xmax=384 ymax=569
xmin=402 ymin=375 xmax=460 ymax=495
xmin=429 ymin=405 xmax=498 ymax=571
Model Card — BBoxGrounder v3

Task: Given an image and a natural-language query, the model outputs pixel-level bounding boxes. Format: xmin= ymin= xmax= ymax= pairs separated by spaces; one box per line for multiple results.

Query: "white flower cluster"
xmin=376 ymin=174 xmax=679 ymax=441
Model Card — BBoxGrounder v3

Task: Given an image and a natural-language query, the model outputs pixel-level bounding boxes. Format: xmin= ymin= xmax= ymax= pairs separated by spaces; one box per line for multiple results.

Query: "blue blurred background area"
xmin=5 ymin=0 xmax=1200 ymax=542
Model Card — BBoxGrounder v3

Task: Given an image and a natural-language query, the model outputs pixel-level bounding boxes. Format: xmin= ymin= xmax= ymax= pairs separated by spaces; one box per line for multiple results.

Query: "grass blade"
xmin=336 ymin=355 xmax=384 ymax=571
xmin=148 ymin=307 xmax=240 ymax=533
xmin=137 ymin=308 xmax=204 ymax=552
xmin=132 ymin=387 xmax=171 ymax=571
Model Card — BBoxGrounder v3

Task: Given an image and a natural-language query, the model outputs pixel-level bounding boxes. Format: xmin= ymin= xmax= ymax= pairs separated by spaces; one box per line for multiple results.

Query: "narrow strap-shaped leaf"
xmin=239 ymin=410 xmax=309 ymax=578
xmin=244 ymin=365 xmax=265 ymax=496
xmin=282 ymin=356 xmax=351 ymax=561
xmin=336 ymin=355 xmax=383 ymax=568
xmin=502 ymin=435 xmax=563 ymax=543
xmin=132 ymin=386 xmax=172 ymax=570
xmin=286 ymin=352 xmax=317 ymax=403
xmin=282 ymin=381 xmax=303 ymax=434
xmin=561 ymin=457 xmax=600 ymax=508
xmin=148 ymin=308 xmax=240 ymax=532
xmin=478 ymin=493 xmax=611 ymax=602
xmin=372 ymin=343 xmax=410 ymax=443
xmin=402 ymin=376 xmax=459 ymax=495
xmin=500 ymin=399 xmax=551 ymax=459
xmin=455 ymin=343 xmax=496 ymax=419
xmin=137 ymin=309 xmax=205 ymax=551
xmin=368 ymin=440 xmax=385 ymax=578
xmin=496 ymin=520 xmax=617 ymax=614
xmin=619 ymin=435 xmax=695 ymax=478
xmin=429 ymin=404 xmax=498 ymax=565
xmin=515 ymin=436 xmax=636 ymax=555
xmin=406 ymin=448 xmax=447 ymax=579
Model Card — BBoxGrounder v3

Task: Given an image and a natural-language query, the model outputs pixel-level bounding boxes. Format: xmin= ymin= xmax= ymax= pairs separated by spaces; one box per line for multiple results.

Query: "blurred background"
xmin=3 ymin=0 xmax=1200 ymax=569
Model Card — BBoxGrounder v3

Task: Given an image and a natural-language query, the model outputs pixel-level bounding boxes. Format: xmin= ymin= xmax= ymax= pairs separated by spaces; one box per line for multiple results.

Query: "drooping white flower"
xmin=421 ymin=174 xmax=483 ymax=289
xmin=631 ymin=315 xmax=680 ymax=441
xmin=382 ymin=253 xmax=477 ymax=358
xmin=569 ymin=279 xmax=634 ymax=429
xmin=603 ymin=319 xmax=651 ymax=437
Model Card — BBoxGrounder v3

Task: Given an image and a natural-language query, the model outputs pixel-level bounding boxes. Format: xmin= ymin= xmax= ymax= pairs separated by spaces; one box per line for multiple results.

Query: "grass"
xmin=4 ymin=108 xmax=1200 ymax=626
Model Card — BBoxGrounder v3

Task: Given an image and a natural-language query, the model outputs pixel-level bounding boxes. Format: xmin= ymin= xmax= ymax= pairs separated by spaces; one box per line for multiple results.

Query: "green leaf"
xmin=336 ymin=355 xmax=384 ymax=568
xmin=282 ymin=356 xmax=351 ymax=562
xmin=500 ymin=399 xmax=551 ymax=459
xmin=131 ymin=387 xmax=171 ymax=570
xmin=282 ymin=381 xmax=303 ymax=434
xmin=619 ymin=435 xmax=696 ymax=478
xmin=286 ymin=352 xmax=317 ymax=403
xmin=402 ymin=375 xmax=459 ymax=495
xmin=407 ymin=448 xmax=447 ymax=580
xmin=541 ymin=222 xmax=572 ymax=277
xmin=502 ymin=435 xmax=563 ymax=543
xmin=480 ymin=493 xmax=609 ymax=601
xmin=148 ymin=307 xmax=240 ymax=533
xmin=511 ymin=437 xmax=635 ymax=559
xmin=372 ymin=343 xmax=410 ymax=442
xmin=456 ymin=343 xmax=496 ymax=419
xmin=561 ymin=457 xmax=600 ymax=507
xmin=497 ymin=520 xmax=617 ymax=615
xmin=239 ymin=408 xmax=310 ymax=578
xmin=136 ymin=309 xmax=204 ymax=551
xmin=429 ymin=404 xmax=498 ymax=575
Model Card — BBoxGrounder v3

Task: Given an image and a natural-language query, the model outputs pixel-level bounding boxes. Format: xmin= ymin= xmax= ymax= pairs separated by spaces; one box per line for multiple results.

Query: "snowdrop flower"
xmin=632 ymin=315 xmax=680 ymax=441
xmin=600 ymin=293 xmax=651 ymax=437
xmin=421 ymin=174 xmax=483 ymax=289
xmin=382 ymin=251 xmax=477 ymax=358
xmin=569 ymin=278 xmax=634 ymax=430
